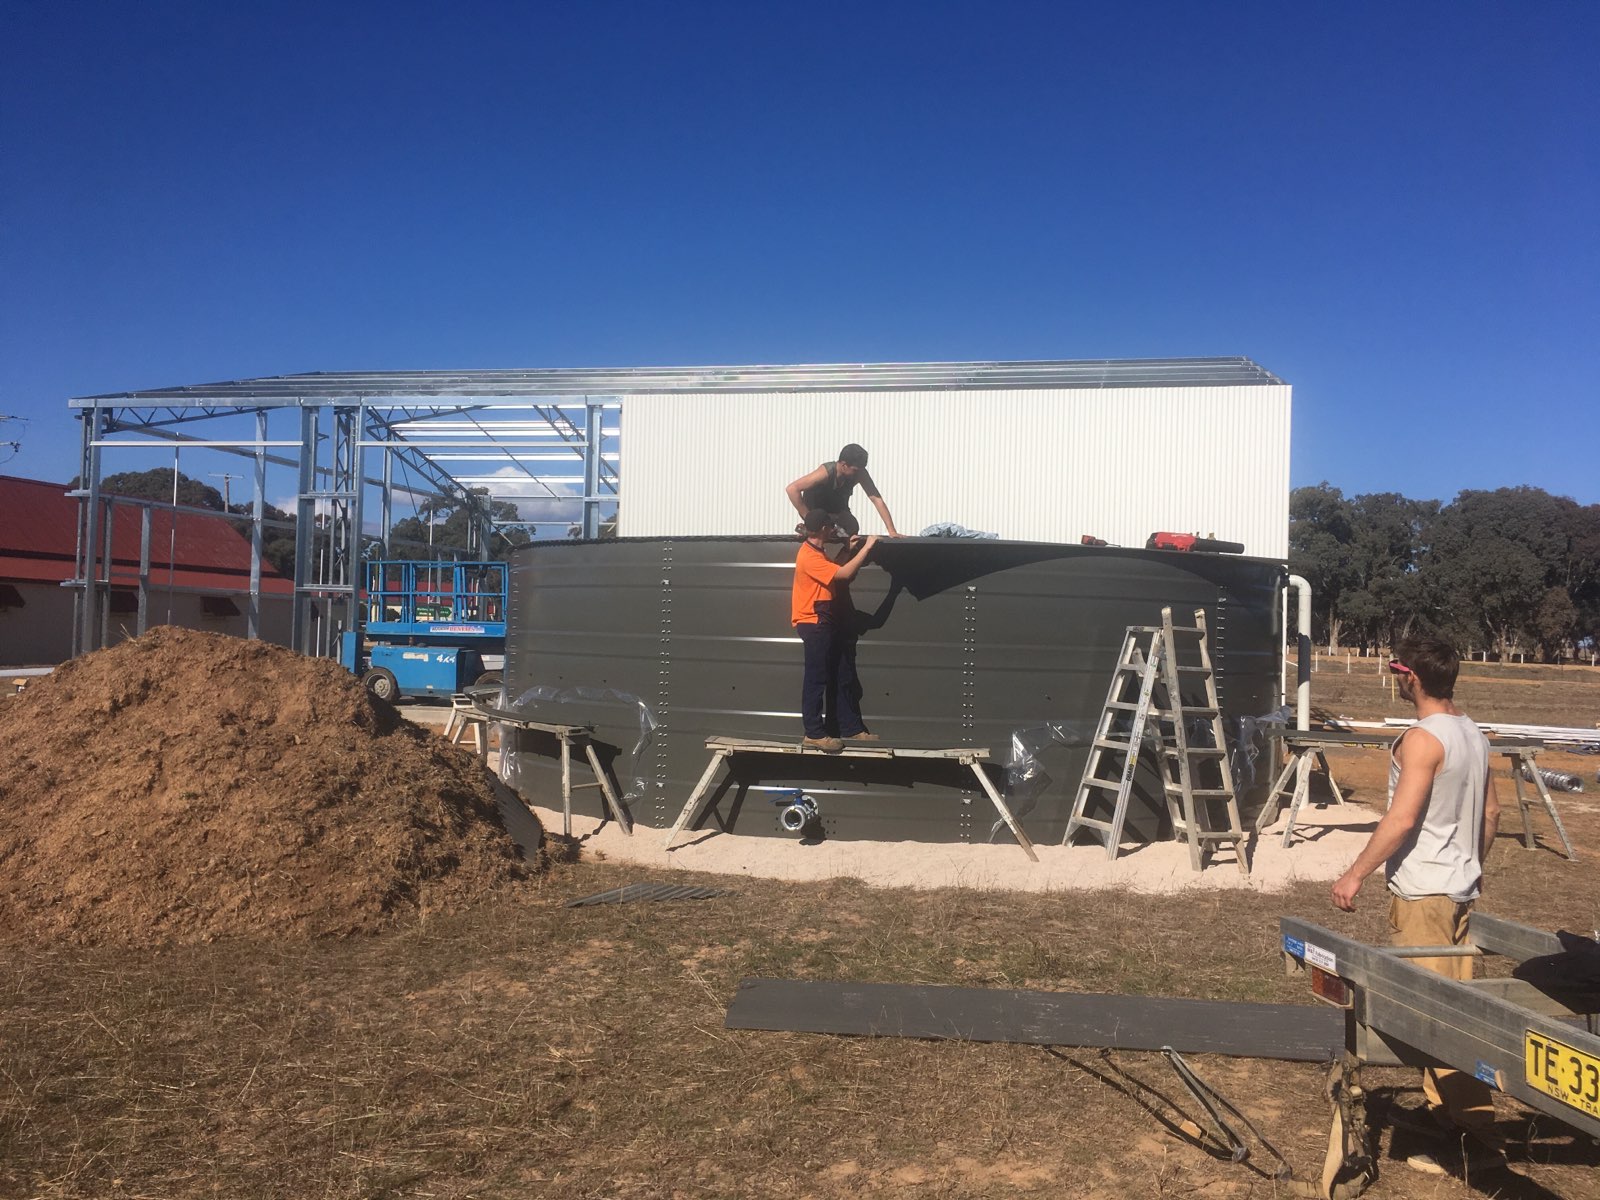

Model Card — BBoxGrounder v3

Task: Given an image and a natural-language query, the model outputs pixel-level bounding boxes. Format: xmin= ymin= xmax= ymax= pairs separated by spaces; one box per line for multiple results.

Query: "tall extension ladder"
xmin=1063 ymin=607 xmax=1249 ymax=875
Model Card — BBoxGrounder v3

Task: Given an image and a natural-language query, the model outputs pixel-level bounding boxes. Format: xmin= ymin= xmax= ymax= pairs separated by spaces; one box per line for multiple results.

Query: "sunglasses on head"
xmin=1387 ymin=660 xmax=1413 ymax=676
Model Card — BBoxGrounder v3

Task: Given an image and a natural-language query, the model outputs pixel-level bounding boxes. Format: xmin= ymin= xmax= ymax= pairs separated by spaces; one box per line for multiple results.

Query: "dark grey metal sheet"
xmin=564 ymin=882 xmax=732 ymax=907
xmin=724 ymin=978 xmax=1344 ymax=1062
xmin=503 ymin=536 xmax=1284 ymax=842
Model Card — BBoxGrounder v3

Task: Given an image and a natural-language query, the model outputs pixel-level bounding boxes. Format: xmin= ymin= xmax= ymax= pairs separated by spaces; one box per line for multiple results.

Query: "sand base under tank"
xmin=526 ymin=795 xmax=1369 ymax=894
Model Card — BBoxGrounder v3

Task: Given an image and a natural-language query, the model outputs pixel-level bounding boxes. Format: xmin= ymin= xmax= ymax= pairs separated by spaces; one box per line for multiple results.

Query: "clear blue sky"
xmin=2 ymin=1 xmax=1595 ymax=505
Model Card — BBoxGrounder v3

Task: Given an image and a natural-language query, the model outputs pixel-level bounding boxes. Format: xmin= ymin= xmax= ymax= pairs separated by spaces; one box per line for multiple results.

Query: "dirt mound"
xmin=0 ymin=627 xmax=536 ymax=946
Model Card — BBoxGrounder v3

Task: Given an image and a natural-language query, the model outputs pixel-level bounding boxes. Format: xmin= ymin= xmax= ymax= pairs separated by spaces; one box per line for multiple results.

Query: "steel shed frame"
xmin=65 ymin=357 xmax=1280 ymax=659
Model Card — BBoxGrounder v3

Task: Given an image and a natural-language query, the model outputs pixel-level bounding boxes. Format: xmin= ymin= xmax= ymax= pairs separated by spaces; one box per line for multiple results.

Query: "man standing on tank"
xmin=1330 ymin=636 xmax=1506 ymax=1176
xmin=792 ymin=510 xmax=878 ymax=752
xmin=785 ymin=443 xmax=902 ymax=538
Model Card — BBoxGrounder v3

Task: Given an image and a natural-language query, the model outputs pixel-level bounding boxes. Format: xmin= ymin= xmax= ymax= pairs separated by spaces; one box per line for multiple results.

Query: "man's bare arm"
xmin=867 ymin=493 xmax=902 ymax=537
xmin=1331 ymin=729 xmax=1442 ymax=911
xmin=785 ymin=465 xmax=828 ymax=518
xmin=857 ymin=471 xmax=901 ymax=536
xmin=833 ymin=535 xmax=878 ymax=583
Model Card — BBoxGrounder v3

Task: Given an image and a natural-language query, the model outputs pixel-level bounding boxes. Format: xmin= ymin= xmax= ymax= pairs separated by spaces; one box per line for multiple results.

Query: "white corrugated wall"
xmin=616 ymin=384 xmax=1290 ymax=558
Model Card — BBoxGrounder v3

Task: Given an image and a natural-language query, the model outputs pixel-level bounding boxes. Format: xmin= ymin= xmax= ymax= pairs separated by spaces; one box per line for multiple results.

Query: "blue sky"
xmin=2 ymin=1 xmax=1595 ymax=506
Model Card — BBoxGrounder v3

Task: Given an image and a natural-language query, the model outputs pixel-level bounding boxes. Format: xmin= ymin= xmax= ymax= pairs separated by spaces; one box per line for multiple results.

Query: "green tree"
xmin=387 ymin=489 xmax=532 ymax=560
xmin=1340 ymin=492 xmax=1436 ymax=650
xmin=1290 ymin=482 xmax=1586 ymax=659
xmin=1554 ymin=499 xmax=1600 ymax=654
xmin=1288 ymin=484 xmax=1357 ymax=648
xmin=99 ymin=467 xmax=225 ymax=510
xmin=1418 ymin=487 xmax=1581 ymax=659
xmin=89 ymin=468 xmax=298 ymax=578
xmin=1288 ymin=485 xmax=1434 ymax=651
xmin=1533 ymin=586 xmax=1579 ymax=661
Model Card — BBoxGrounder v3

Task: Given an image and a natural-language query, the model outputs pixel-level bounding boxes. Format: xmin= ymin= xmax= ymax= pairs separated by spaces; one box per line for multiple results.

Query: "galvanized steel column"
xmin=248 ymin=409 xmax=266 ymax=640
xmin=583 ymin=402 xmax=602 ymax=540
xmin=344 ymin=404 xmax=366 ymax=638
xmin=98 ymin=498 xmax=113 ymax=648
xmin=75 ymin=405 xmax=104 ymax=656
xmin=380 ymin=434 xmax=393 ymax=557
xmin=291 ymin=405 xmax=318 ymax=654
xmin=137 ymin=505 xmax=151 ymax=636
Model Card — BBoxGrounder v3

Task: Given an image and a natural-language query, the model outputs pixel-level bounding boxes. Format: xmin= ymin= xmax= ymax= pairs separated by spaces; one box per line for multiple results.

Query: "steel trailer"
xmin=1279 ymin=913 xmax=1600 ymax=1194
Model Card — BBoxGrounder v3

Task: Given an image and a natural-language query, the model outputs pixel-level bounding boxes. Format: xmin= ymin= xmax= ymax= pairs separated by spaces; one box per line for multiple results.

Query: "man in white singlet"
xmin=1330 ymin=636 xmax=1504 ymax=1174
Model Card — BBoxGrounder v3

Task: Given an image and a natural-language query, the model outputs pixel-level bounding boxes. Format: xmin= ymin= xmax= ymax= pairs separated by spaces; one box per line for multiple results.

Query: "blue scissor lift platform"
xmin=339 ymin=560 xmax=508 ymax=702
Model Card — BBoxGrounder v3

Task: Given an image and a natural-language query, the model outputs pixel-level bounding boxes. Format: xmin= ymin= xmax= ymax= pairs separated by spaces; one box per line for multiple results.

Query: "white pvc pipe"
xmin=1286 ymin=574 xmax=1312 ymax=731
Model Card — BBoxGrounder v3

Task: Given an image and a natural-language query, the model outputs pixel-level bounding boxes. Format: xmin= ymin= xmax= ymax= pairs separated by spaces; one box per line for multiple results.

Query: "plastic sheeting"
xmin=1231 ymin=705 xmax=1294 ymax=795
xmin=917 ymin=522 xmax=999 ymax=539
xmin=499 ymin=683 xmax=659 ymax=800
xmin=1005 ymin=718 xmax=1098 ymax=819
xmin=1000 ymin=706 xmax=1291 ymax=846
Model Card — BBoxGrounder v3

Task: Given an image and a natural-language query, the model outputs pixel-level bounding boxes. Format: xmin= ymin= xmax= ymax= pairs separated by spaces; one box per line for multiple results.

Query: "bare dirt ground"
xmin=1 ymin=645 xmax=1597 ymax=1199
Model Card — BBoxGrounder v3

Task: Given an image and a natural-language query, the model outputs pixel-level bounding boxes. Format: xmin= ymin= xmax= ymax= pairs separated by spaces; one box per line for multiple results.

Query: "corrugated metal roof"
xmin=0 ymin=475 xmax=294 ymax=594
xmin=617 ymin=384 xmax=1292 ymax=558
xmin=73 ymin=357 xmax=1283 ymax=404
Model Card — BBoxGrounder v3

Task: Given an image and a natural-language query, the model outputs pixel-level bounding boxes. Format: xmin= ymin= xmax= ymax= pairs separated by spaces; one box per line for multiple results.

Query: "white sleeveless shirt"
xmin=1384 ymin=713 xmax=1490 ymax=903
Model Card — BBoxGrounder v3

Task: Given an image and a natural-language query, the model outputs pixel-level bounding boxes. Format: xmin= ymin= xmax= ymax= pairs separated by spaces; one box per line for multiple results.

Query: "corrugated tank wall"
xmin=501 ymin=536 xmax=1285 ymax=846
xmin=616 ymin=385 xmax=1290 ymax=557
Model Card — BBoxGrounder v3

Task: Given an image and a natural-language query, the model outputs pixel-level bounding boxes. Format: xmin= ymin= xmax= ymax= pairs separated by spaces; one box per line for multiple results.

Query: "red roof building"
xmin=1 ymin=475 xmax=293 ymax=666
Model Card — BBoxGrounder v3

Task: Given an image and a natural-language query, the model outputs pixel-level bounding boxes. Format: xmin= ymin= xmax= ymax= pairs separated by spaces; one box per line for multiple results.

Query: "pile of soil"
xmin=0 ymin=627 xmax=536 ymax=946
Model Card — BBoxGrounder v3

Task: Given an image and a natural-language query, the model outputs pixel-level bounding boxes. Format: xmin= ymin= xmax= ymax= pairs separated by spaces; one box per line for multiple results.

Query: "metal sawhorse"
xmin=461 ymin=697 xmax=633 ymax=838
xmin=1258 ymin=730 xmax=1577 ymax=860
xmin=663 ymin=735 xmax=1038 ymax=861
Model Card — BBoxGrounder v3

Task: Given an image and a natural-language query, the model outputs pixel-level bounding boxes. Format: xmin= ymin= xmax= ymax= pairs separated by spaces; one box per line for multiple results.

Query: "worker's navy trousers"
xmin=796 ymin=617 xmax=865 ymax=739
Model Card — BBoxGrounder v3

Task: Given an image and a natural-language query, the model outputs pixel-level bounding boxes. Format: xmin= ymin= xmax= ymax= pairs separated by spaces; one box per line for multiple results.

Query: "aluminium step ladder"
xmin=1063 ymin=607 xmax=1249 ymax=874
xmin=1061 ymin=618 xmax=1169 ymax=858
xmin=1155 ymin=608 xmax=1249 ymax=875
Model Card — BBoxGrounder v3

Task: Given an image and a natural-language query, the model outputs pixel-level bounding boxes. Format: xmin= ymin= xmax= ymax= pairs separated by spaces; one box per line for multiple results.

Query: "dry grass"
xmin=3 ymin=673 xmax=1599 ymax=1199
xmin=1299 ymin=656 xmax=1600 ymax=729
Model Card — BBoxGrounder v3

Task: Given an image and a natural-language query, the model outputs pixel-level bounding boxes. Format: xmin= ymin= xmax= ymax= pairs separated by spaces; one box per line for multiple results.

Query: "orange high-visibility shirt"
xmin=791 ymin=542 xmax=840 ymax=625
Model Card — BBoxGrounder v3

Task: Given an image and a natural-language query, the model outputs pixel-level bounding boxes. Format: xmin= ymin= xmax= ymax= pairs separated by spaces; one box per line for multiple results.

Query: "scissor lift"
xmin=339 ymin=560 xmax=509 ymax=701
xmin=1280 ymin=913 xmax=1600 ymax=1194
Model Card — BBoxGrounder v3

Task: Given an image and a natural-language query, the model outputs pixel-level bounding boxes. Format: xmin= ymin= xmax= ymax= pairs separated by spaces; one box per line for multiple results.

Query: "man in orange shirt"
xmin=792 ymin=509 xmax=879 ymax=752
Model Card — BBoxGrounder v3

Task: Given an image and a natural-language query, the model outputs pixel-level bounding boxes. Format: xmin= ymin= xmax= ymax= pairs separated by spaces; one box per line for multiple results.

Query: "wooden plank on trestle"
xmin=724 ymin=978 xmax=1344 ymax=1062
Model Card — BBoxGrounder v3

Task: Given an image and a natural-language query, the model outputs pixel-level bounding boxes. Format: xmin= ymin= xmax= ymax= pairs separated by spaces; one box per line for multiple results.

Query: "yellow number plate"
xmin=1525 ymin=1029 xmax=1600 ymax=1120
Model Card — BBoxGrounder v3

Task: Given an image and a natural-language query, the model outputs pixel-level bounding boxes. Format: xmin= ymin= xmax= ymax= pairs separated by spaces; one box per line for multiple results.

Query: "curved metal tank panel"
xmin=502 ymin=537 xmax=1284 ymax=844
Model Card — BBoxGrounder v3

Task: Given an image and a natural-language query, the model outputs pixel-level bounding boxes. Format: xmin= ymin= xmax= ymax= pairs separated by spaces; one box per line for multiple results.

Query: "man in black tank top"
xmin=785 ymin=443 xmax=903 ymax=538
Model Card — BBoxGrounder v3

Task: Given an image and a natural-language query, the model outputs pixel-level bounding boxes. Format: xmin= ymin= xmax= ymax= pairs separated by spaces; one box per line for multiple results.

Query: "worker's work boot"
xmin=1402 ymin=1118 xmax=1512 ymax=1179
xmin=803 ymin=736 xmax=845 ymax=753
xmin=846 ymin=731 xmax=881 ymax=741
xmin=1404 ymin=1142 xmax=1512 ymax=1179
